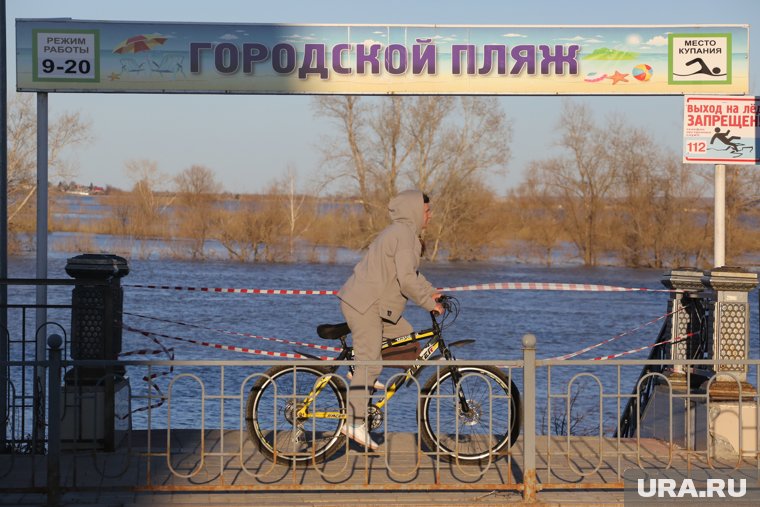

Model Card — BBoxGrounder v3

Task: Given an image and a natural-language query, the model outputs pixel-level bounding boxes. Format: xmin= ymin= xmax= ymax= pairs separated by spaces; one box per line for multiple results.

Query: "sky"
xmin=4 ymin=0 xmax=759 ymax=195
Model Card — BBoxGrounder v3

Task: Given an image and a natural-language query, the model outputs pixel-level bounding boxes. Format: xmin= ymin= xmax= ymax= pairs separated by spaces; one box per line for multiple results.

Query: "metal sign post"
xmin=33 ymin=92 xmax=48 ymax=451
xmin=683 ymin=95 xmax=760 ymax=267
xmin=714 ymin=164 xmax=726 ymax=267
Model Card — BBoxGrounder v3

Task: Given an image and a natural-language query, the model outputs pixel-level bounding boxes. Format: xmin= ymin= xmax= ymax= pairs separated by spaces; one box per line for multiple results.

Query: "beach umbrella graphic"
xmin=112 ymin=33 xmax=167 ymax=54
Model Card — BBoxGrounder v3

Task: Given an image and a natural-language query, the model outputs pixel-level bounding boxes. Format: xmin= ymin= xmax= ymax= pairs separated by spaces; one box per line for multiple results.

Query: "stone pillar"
xmin=660 ymin=268 xmax=705 ymax=389
xmin=701 ymin=267 xmax=758 ymax=399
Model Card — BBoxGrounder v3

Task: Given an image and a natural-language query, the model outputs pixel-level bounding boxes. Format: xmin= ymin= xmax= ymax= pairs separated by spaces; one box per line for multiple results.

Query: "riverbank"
xmin=13 ymin=191 xmax=753 ymax=269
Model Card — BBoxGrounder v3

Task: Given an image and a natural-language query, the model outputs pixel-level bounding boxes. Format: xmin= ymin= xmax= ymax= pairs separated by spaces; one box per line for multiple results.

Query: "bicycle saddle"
xmin=317 ymin=322 xmax=350 ymax=340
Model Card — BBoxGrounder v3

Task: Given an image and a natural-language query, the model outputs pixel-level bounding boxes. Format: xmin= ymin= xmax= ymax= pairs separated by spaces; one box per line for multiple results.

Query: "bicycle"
xmin=245 ymin=295 xmax=521 ymax=465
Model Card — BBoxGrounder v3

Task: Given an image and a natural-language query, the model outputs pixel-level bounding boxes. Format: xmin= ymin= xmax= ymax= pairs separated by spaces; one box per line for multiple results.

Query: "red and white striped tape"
xmin=124 ymin=284 xmax=337 ymax=295
xmin=125 ymin=312 xmax=342 ymax=352
xmin=123 ymin=324 xmax=333 ymax=360
xmin=437 ymin=282 xmax=669 ymax=293
xmin=590 ymin=333 xmax=695 ymax=361
xmin=124 ymin=281 xmax=671 ymax=295
xmin=547 ymin=307 xmax=683 ymax=361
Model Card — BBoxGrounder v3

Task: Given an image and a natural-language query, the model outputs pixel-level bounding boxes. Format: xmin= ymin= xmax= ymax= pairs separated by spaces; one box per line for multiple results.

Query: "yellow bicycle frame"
xmin=295 ymin=329 xmax=438 ymax=419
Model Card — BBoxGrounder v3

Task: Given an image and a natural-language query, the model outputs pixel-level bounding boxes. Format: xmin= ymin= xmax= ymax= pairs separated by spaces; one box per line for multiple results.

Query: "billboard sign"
xmin=683 ymin=95 xmax=759 ymax=164
xmin=16 ymin=19 xmax=750 ymax=95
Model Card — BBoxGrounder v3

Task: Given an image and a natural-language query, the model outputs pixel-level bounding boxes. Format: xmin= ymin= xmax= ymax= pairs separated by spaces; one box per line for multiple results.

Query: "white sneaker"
xmin=340 ymin=422 xmax=379 ymax=451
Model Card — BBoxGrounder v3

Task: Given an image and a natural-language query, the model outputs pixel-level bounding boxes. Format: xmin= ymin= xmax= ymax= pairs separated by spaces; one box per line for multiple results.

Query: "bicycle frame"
xmin=374 ymin=328 xmax=440 ymax=412
xmin=296 ymin=312 xmax=463 ymax=420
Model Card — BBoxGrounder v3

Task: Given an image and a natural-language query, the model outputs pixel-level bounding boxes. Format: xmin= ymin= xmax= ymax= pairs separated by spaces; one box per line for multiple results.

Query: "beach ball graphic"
xmin=632 ymin=64 xmax=653 ymax=81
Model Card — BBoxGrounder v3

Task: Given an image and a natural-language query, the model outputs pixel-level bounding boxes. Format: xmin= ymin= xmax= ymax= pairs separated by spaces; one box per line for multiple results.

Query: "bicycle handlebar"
xmin=430 ymin=294 xmax=457 ymax=322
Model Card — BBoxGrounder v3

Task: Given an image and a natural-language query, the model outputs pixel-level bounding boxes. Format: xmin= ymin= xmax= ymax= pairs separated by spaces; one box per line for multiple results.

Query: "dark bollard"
xmin=65 ymin=254 xmax=129 ymax=384
xmin=62 ymin=254 xmax=130 ymax=451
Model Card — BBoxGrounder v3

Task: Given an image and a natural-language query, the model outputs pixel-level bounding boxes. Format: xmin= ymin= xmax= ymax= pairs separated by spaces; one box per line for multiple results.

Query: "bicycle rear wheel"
xmin=420 ymin=365 xmax=521 ymax=463
xmin=246 ymin=365 xmax=347 ymax=466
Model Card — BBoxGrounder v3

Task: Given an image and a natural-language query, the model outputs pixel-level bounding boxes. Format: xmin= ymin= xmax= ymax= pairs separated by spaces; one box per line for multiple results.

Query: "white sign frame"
xmin=683 ymin=95 xmax=759 ymax=164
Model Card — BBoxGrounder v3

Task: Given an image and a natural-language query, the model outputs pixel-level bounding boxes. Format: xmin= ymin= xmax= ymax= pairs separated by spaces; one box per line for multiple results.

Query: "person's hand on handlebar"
xmin=431 ymin=292 xmax=444 ymax=316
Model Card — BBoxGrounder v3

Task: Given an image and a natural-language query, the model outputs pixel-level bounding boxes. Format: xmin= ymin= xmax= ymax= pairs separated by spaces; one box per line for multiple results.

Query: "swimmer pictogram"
xmin=673 ymin=57 xmax=726 ymax=77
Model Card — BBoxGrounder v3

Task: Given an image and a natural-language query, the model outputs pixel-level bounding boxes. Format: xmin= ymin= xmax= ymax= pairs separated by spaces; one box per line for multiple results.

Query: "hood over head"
xmin=388 ymin=189 xmax=425 ymax=233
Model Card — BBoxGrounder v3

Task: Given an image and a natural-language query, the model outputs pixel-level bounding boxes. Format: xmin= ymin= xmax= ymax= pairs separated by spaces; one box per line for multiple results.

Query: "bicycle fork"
xmin=443 ymin=347 xmax=472 ymax=415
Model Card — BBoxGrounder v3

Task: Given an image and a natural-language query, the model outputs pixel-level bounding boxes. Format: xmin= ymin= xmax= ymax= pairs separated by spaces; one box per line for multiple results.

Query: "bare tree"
xmin=121 ymin=159 xmax=170 ymax=238
xmin=509 ymin=167 xmax=565 ymax=266
xmin=656 ymin=159 xmax=710 ymax=267
xmin=314 ymin=96 xmax=382 ymax=238
xmin=217 ymin=204 xmax=260 ymax=262
xmin=520 ymin=102 xmax=710 ymax=268
xmin=419 ymin=97 xmax=511 ymax=260
xmin=532 ymin=102 xmax=617 ymax=266
xmin=368 ymin=96 xmax=413 ymax=204
xmin=174 ymin=165 xmax=222 ymax=259
xmin=315 ymin=96 xmax=511 ymax=258
xmin=7 ymin=94 xmax=92 ymax=236
xmin=610 ymin=126 xmax=708 ymax=268
xmin=217 ymin=197 xmax=289 ymax=263
xmin=406 ymin=96 xmax=454 ymax=191
xmin=266 ymin=166 xmax=324 ymax=262
xmin=607 ymin=124 xmax=671 ymax=267
xmin=588 ymin=114 xmax=711 ymax=269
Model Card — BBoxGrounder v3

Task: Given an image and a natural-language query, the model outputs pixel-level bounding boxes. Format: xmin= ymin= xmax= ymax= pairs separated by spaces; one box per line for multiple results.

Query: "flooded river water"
xmin=6 ymin=249 xmax=760 ymax=435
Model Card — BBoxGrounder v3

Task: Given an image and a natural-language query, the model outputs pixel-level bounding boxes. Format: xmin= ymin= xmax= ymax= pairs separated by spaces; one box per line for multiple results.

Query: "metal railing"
xmin=2 ymin=271 xmax=759 ymax=504
xmin=1 ymin=278 xmax=78 ymax=455
xmin=1 ymin=335 xmax=758 ymax=505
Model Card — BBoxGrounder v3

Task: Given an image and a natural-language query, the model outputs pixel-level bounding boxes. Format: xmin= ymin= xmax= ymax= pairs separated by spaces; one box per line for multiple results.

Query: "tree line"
xmin=7 ymin=94 xmax=760 ymax=268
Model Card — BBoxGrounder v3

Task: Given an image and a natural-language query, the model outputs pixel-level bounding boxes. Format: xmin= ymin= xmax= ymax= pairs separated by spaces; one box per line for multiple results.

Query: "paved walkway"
xmin=1 ymin=430 xmax=754 ymax=506
xmin=0 ymin=489 xmax=626 ymax=506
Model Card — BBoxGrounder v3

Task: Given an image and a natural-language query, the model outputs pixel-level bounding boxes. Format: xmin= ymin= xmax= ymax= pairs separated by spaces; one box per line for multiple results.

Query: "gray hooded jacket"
xmin=338 ymin=190 xmax=437 ymax=323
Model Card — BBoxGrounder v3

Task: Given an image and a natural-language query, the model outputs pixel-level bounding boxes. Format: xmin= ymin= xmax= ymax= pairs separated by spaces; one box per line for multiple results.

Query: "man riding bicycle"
xmin=338 ymin=189 xmax=443 ymax=450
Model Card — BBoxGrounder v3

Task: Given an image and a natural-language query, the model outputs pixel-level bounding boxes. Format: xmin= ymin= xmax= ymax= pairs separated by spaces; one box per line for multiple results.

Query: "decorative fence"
xmin=1 ymin=339 xmax=759 ymax=505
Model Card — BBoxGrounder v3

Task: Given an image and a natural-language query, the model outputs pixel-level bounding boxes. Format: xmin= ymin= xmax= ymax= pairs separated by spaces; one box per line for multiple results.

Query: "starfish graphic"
xmin=607 ymin=71 xmax=629 ymax=85
xmin=108 ymin=72 xmax=121 ymax=81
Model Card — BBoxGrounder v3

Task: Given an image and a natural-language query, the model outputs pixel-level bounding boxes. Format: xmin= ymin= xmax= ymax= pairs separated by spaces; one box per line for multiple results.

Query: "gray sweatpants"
xmin=340 ymin=300 xmax=413 ymax=423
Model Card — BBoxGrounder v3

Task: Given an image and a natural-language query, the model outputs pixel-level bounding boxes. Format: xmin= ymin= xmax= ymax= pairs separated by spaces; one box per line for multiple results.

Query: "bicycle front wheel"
xmin=246 ymin=365 xmax=347 ymax=466
xmin=420 ymin=365 xmax=521 ymax=463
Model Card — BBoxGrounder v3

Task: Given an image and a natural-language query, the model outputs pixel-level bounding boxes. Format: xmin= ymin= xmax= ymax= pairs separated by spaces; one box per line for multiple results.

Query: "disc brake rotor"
xmin=458 ymin=400 xmax=482 ymax=426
